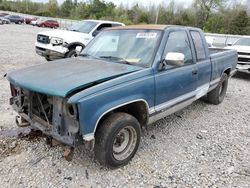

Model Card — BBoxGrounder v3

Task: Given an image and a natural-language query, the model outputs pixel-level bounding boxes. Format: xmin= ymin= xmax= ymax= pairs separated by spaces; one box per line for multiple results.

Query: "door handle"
xmin=192 ymin=69 xmax=198 ymax=75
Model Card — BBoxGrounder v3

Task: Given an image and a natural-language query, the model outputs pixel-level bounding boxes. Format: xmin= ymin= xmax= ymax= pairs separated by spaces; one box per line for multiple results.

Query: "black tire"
xmin=65 ymin=48 xmax=78 ymax=58
xmin=94 ymin=112 xmax=141 ymax=169
xmin=45 ymin=56 xmax=52 ymax=61
xmin=207 ymin=73 xmax=228 ymax=105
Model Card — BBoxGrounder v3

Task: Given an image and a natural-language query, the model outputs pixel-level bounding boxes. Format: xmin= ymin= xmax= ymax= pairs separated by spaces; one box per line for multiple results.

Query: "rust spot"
xmin=63 ymin=146 xmax=74 ymax=161
xmin=0 ymin=127 xmax=43 ymax=140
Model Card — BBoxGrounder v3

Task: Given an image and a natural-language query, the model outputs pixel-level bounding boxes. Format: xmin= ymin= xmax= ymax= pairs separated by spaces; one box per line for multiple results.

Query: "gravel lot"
xmin=0 ymin=24 xmax=250 ymax=188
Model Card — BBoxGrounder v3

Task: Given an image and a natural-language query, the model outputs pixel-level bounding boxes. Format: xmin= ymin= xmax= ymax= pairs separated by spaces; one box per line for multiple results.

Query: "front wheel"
xmin=94 ymin=112 xmax=141 ymax=169
xmin=207 ymin=73 xmax=228 ymax=105
xmin=45 ymin=56 xmax=52 ymax=61
xmin=65 ymin=48 xmax=77 ymax=58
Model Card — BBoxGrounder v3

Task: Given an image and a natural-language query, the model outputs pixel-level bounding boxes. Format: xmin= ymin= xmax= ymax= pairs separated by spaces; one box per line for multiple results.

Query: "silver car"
xmin=0 ymin=17 xmax=11 ymax=24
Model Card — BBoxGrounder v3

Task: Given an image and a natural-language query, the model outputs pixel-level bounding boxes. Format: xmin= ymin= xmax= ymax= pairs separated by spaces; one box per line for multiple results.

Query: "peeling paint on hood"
xmin=7 ymin=58 xmax=143 ymax=97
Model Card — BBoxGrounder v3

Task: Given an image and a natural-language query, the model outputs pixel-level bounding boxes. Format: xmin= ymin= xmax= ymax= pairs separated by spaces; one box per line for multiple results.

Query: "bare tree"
xmin=194 ymin=0 xmax=227 ymax=27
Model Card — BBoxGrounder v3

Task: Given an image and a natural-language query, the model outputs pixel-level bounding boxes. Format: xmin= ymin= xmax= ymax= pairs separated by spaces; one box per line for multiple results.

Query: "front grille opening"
xmin=238 ymin=57 xmax=250 ymax=62
xmin=36 ymin=46 xmax=46 ymax=51
xmin=37 ymin=34 xmax=50 ymax=44
xmin=238 ymin=52 xmax=250 ymax=56
xmin=31 ymin=93 xmax=53 ymax=124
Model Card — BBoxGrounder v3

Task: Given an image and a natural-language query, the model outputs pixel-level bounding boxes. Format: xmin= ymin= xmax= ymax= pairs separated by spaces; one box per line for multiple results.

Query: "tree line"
xmin=0 ymin=0 xmax=249 ymax=35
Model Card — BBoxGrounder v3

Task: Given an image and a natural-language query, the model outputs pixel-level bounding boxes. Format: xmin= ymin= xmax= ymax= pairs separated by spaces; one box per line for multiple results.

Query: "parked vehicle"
xmin=7 ymin=25 xmax=237 ymax=168
xmin=37 ymin=19 xmax=59 ymax=28
xmin=25 ymin=17 xmax=37 ymax=24
xmin=4 ymin=15 xmax=24 ymax=24
xmin=0 ymin=13 xmax=9 ymax=17
xmin=0 ymin=17 xmax=11 ymax=24
xmin=35 ymin=19 xmax=125 ymax=61
xmin=225 ymin=37 xmax=250 ymax=73
xmin=30 ymin=18 xmax=42 ymax=26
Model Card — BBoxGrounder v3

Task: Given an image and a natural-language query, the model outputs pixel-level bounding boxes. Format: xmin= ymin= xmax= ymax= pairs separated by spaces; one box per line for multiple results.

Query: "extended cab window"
xmin=163 ymin=30 xmax=193 ymax=66
xmin=190 ymin=31 xmax=206 ymax=61
xmin=93 ymin=24 xmax=113 ymax=36
xmin=97 ymin=23 xmax=112 ymax=31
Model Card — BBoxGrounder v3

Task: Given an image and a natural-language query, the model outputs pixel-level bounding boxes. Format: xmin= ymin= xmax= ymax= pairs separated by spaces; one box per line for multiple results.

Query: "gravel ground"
xmin=0 ymin=24 xmax=250 ymax=188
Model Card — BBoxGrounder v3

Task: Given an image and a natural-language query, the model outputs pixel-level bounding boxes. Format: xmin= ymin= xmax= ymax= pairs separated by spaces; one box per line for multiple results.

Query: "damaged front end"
xmin=9 ymin=84 xmax=82 ymax=146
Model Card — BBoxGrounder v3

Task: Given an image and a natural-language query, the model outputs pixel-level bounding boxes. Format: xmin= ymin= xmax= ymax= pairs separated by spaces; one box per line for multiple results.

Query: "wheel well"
xmin=96 ymin=101 xmax=149 ymax=133
xmin=224 ymin=68 xmax=231 ymax=76
xmin=67 ymin=43 xmax=85 ymax=51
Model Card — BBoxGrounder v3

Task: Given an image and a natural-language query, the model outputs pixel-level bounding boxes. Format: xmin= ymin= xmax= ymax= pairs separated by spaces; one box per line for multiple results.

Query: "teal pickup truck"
xmin=7 ymin=25 xmax=237 ymax=168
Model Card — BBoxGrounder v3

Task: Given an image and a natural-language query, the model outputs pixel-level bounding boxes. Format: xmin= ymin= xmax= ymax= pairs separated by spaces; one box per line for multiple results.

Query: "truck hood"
xmin=7 ymin=58 xmax=143 ymax=97
xmin=225 ymin=45 xmax=250 ymax=53
xmin=38 ymin=30 xmax=90 ymax=43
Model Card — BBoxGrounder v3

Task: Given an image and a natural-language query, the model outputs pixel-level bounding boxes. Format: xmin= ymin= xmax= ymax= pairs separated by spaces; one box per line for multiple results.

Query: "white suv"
xmin=35 ymin=19 xmax=124 ymax=61
xmin=225 ymin=37 xmax=250 ymax=73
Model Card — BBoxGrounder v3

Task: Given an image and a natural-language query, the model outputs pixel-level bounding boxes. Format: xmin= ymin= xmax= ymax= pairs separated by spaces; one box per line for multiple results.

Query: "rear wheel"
xmin=94 ymin=112 xmax=141 ymax=168
xmin=207 ymin=73 xmax=228 ymax=105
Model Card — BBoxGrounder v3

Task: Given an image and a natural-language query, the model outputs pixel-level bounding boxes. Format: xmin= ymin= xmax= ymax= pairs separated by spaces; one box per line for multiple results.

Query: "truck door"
xmin=155 ymin=29 xmax=197 ymax=112
xmin=190 ymin=31 xmax=212 ymax=98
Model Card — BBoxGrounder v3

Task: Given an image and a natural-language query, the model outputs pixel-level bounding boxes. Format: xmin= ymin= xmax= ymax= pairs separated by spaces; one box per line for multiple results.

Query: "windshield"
xmin=234 ymin=38 xmax=250 ymax=46
xmin=68 ymin=21 xmax=98 ymax=33
xmin=81 ymin=29 xmax=162 ymax=67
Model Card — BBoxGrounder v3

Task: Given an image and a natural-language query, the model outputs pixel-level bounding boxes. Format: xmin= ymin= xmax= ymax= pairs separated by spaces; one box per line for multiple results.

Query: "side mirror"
xmin=75 ymin=46 xmax=83 ymax=56
xmin=164 ymin=52 xmax=185 ymax=67
xmin=227 ymin=42 xmax=233 ymax=46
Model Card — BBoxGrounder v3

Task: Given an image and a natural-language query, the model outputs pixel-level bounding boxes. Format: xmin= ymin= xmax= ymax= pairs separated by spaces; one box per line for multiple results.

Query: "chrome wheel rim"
xmin=113 ymin=126 xmax=137 ymax=161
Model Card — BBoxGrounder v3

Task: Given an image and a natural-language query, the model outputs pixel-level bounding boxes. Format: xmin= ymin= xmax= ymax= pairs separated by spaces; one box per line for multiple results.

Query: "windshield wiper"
xmin=79 ymin=53 xmax=94 ymax=58
xmin=99 ymin=56 xmax=133 ymax=65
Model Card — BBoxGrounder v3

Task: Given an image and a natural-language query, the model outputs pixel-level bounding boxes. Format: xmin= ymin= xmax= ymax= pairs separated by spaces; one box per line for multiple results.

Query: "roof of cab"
xmin=107 ymin=24 xmax=201 ymax=31
xmin=108 ymin=24 xmax=167 ymax=30
xmin=83 ymin=19 xmax=125 ymax=25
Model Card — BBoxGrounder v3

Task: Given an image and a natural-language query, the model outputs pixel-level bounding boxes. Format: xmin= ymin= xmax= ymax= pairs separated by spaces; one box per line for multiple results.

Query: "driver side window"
xmin=93 ymin=23 xmax=112 ymax=36
xmin=163 ymin=30 xmax=193 ymax=67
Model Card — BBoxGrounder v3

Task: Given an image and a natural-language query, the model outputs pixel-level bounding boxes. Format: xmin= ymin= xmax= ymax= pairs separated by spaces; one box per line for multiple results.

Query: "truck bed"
xmin=209 ymin=48 xmax=237 ymax=81
xmin=209 ymin=48 xmax=231 ymax=54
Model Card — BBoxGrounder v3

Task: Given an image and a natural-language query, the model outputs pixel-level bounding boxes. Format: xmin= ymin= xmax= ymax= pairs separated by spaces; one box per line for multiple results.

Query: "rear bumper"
xmin=35 ymin=42 xmax=69 ymax=60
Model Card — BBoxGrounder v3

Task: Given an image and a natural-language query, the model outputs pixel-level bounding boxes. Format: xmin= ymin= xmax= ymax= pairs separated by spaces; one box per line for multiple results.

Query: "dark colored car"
xmin=0 ymin=13 xmax=9 ymax=17
xmin=4 ymin=15 xmax=24 ymax=24
xmin=38 ymin=20 xmax=59 ymax=28
xmin=25 ymin=17 xmax=37 ymax=24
